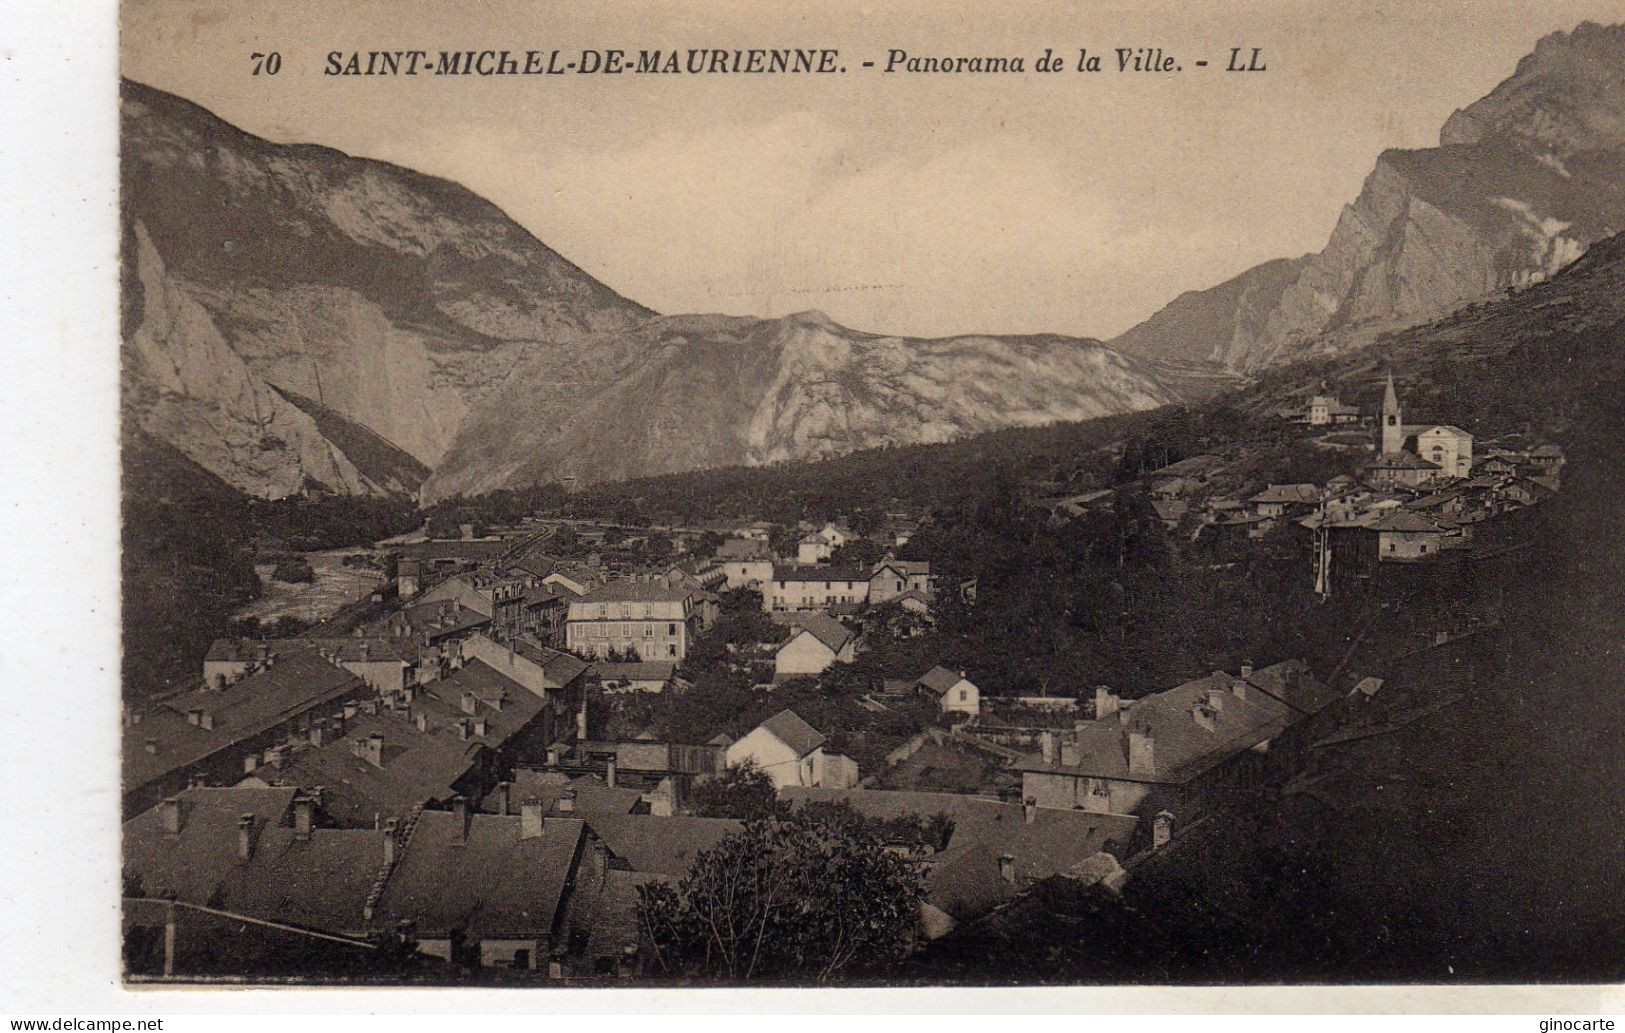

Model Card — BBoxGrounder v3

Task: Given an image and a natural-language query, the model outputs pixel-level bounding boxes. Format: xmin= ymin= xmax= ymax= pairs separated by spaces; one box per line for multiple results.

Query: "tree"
xmin=638 ymin=817 xmax=923 ymax=983
xmin=690 ymin=760 xmax=784 ymax=820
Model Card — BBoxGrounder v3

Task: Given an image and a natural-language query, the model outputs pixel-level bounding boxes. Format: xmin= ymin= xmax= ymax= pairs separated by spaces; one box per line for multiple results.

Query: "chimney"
xmin=309 ymin=719 xmax=326 ymax=748
xmin=1192 ymin=703 xmax=1218 ymax=732
xmin=558 ymin=789 xmax=576 ymax=815
xmin=1094 ymin=686 xmax=1119 ymax=720
xmin=354 ymin=734 xmax=383 ymax=767
xmin=293 ymin=794 xmax=315 ymax=840
xmin=473 ymin=717 xmax=489 ymax=737
xmin=199 ymin=711 xmax=214 ymax=731
xmin=606 ymin=758 xmax=617 ymax=788
xmin=243 ymin=753 xmax=259 ymax=774
xmin=1039 ymin=731 xmax=1057 ymax=765
xmin=1206 ymin=688 xmax=1228 ymax=711
xmin=546 ymin=746 xmax=561 ymax=767
xmin=382 ymin=818 xmax=399 ymax=867
xmin=496 ymin=780 xmax=513 ymax=816
xmin=1127 ymin=724 xmax=1156 ymax=776
xmin=160 ymin=796 xmax=184 ymax=836
xmin=359 ymin=641 xmax=370 ymax=660
xmin=144 ymin=738 xmax=159 ymax=755
xmin=1023 ymin=797 xmax=1037 ymax=825
xmin=1117 ymin=703 xmax=1132 ymax=726
xmin=1240 ymin=660 xmax=1254 ymax=680
xmin=451 ymin=795 xmax=470 ymax=842
xmin=1232 ymin=675 xmax=1249 ymax=702
xmin=460 ymin=690 xmax=479 ymax=716
xmin=998 ymin=854 xmax=1016 ymax=884
xmin=414 ymin=710 xmax=428 ymax=733
xmin=265 ymin=745 xmax=284 ymax=769
xmin=237 ymin=814 xmax=255 ymax=861
xmin=520 ymin=798 xmax=545 ymax=840
xmin=330 ymin=713 xmax=347 ymax=737
xmin=186 ymin=708 xmax=202 ymax=727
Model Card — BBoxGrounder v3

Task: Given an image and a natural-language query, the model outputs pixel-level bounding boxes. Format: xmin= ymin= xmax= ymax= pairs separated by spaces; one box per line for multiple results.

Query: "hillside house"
xmin=915 ymin=665 xmax=981 ymax=717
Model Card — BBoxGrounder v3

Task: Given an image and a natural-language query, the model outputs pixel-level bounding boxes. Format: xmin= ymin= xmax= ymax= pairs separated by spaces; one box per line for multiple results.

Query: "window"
xmin=668 ymin=623 xmax=677 ymax=635
xmin=958 ymin=689 xmax=968 ymax=702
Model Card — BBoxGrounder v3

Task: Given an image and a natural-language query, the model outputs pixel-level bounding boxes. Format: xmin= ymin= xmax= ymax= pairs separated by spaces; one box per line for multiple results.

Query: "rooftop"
xmin=582 ymin=813 xmax=743 ymax=876
xmin=370 ymin=810 xmax=585 ymax=940
xmin=785 ymin=614 xmax=856 ymax=654
xmin=757 ymin=709 xmax=828 ymax=758
xmin=1016 ymin=669 xmax=1298 ymax=785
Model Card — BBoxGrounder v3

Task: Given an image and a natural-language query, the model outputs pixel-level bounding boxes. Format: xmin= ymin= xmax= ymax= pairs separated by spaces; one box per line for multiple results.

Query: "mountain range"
xmin=120 ymin=81 xmax=1173 ymax=503
xmin=122 ymin=22 xmax=1625 ymax=501
xmin=1110 ymin=21 xmax=1625 ymax=372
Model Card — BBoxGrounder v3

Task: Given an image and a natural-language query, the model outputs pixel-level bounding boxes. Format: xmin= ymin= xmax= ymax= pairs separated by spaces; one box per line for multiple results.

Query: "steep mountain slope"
xmin=1112 ymin=21 xmax=1625 ymax=371
xmin=423 ymin=310 xmax=1172 ymax=500
xmin=120 ymin=79 xmax=653 ymax=498
xmin=121 ymin=79 xmax=1174 ymax=501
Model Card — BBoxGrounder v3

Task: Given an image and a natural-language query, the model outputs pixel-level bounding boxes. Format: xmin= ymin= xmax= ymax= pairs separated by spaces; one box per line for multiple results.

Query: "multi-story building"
xmin=565 ymin=582 xmax=700 ymax=661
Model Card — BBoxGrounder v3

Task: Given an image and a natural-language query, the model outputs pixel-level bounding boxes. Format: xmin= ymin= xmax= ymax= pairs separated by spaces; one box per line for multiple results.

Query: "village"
xmin=120 ymin=369 xmax=1567 ymax=981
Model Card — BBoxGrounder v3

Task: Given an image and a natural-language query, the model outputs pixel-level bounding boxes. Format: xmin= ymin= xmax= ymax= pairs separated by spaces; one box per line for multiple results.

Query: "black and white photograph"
xmin=6 ymin=0 xmax=1625 ymax=1016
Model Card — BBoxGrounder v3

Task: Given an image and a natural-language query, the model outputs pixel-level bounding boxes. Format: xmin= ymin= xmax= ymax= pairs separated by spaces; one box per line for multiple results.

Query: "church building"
xmin=1369 ymin=371 xmax=1473 ymax=487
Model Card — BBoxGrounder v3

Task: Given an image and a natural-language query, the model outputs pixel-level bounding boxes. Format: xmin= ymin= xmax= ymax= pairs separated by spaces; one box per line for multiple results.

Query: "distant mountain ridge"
xmin=120 ymin=79 xmax=1175 ymax=502
xmin=1111 ymin=21 xmax=1625 ymax=372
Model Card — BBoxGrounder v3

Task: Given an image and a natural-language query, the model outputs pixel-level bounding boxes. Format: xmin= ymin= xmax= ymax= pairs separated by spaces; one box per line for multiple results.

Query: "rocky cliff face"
xmin=1112 ymin=21 xmax=1625 ymax=372
xmin=424 ymin=310 xmax=1172 ymax=500
xmin=122 ymin=80 xmax=1173 ymax=502
xmin=121 ymin=80 xmax=652 ymax=498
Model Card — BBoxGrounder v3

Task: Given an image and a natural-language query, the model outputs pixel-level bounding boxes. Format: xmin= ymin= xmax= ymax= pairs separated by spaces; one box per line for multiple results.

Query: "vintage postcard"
xmin=109 ymin=0 xmax=1625 ymax=996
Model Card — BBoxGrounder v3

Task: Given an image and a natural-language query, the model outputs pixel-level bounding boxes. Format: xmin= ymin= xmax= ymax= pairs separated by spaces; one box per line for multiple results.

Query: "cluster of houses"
xmin=133 ymin=396 xmax=1511 ymax=980
xmin=1040 ymin=372 xmax=1565 ymax=575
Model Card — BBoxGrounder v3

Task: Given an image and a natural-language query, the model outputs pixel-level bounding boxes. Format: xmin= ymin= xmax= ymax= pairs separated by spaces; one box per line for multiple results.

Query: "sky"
xmin=121 ymin=0 xmax=1625 ymax=339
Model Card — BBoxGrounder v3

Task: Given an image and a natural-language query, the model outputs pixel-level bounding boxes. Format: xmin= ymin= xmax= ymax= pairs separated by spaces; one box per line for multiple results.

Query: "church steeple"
xmin=1381 ymin=369 xmax=1404 ymax=455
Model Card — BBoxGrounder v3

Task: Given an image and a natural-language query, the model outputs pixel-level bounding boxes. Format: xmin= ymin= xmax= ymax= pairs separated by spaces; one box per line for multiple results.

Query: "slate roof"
xmin=266 ymin=660 xmax=543 ymax=825
xmin=1248 ymin=484 xmax=1321 ymax=505
xmin=578 ymin=581 xmax=692 ymax=604
xmin=504 ymin=635 xmax=590 ymax=687
xmin=1370 ymin=451 xmax=1442 ymax=471
xmin=1016 ymin=670 xmax=1297 ymax=785
xmin=772 ymin=565 xmax=872 ymax=583
xmin=122 ymin=786 xmax=383 ymax=933
xmin=488 ymin=771 xmax=644 ymax=817
xmin=785 ymin=614 xmax=855 ymax=654
xmin=264 ymin=707 xmax=481 ymax=827
xmin=758 ymin=709 xmax=827 ymax=758
xmin=370 ymin=810 xmax=585 ymax=940
xmin=1242 ymin=659 xmax=1339 ymax=716
xmin=125 ymin=647 xmax=367 ymax=795
xmin=917 ymin=665 xmax=969 ymax=697
xmin=1370 ymin=511 xmax=1448 ymax=533
xmin=715 ymin=538 xmax=771 ymax=561
xmin=582 ymin=814 xmax=743 ymax=876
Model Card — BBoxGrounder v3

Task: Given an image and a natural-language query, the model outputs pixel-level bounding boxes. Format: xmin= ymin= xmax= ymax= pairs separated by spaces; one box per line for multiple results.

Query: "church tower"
xmin=1380 ymin=370 xmax=1404 ymax=455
